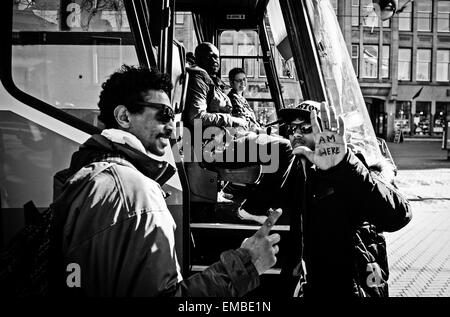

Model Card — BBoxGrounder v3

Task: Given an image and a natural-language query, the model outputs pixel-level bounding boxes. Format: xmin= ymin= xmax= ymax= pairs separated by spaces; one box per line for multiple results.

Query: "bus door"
xmin=173 ymin=0 xmax=388 ymax=296
xmin=172 ymin=0 xmax=307 ymax=296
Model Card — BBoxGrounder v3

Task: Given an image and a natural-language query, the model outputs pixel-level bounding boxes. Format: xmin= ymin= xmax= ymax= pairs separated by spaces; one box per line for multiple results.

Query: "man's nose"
xmin=165 ymin=120 xmax=175 ymax=134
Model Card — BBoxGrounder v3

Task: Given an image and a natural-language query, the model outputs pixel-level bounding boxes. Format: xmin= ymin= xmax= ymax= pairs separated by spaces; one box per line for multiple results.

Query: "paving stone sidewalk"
xmin=386 ymin=168 xmax=450 ymax=297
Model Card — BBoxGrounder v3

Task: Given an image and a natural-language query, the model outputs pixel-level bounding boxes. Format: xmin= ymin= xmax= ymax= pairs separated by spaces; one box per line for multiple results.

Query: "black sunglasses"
xmin=287 ymin=123 xmax=313 ymax=135
xmin=133 ymin=101 xmax=175 ymax=123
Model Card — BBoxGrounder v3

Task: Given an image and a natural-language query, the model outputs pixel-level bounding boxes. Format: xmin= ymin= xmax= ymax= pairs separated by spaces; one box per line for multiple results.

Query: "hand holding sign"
xmin=241 ymin=208 xmax=282 ymax=275
xmin=293 ymin=101 xmax=347 ymax=170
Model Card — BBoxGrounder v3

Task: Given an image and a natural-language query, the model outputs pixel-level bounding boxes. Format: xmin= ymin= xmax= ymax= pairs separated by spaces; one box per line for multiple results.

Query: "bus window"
xmin=11 ymin=0 xmax=139 ymax=128
xmin=174 ymin=12 xmax=198 ymax=56
xmin=2 ymin=0 xmax=139 ymax=245
xmin=220 ymin=30 xmax=257 ymax=78
xmin=219 ymin=27 xmax=303 ymax=127
xmin=219 ymin=30 xmax=276 ymax=124
xmin=265 ymin=0 xmax=303 ymax=109
xmin=0 ymin=111 xmax=79 ymax=210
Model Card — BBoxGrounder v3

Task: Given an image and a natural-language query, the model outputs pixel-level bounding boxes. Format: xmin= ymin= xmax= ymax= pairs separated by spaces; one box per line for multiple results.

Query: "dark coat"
xmin=184 ymin=66 xmax=233 ymax=129
xmin=279 ymin=150 xmax=412 ymax=297
xmin=50 ymin=134 xmax=259 ymax=296
xmin=227 ymin=88 xmax=262 ymax=130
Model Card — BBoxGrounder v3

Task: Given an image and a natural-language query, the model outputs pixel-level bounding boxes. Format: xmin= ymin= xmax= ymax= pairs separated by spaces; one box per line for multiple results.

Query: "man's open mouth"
xmin=291 ymin=138 xmax=304 ymax=149
xmin=158 ymin=134 xmax=171 ymax=146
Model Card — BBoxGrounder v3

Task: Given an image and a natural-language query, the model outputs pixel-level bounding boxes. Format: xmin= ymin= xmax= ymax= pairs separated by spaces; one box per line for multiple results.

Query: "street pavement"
xmin=385 ymin=140 xmax=450 ymax=297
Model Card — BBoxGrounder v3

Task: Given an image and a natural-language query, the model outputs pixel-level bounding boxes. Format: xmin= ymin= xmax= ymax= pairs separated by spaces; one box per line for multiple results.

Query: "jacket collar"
xmin=69 ymin=133 xmax=176 ymax=186
xmin=186 ymin=65 xmax=230 ymax=90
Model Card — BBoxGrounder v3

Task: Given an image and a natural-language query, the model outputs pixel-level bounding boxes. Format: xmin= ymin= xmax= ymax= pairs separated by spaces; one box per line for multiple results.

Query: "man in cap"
xmin=278 ymin=100 xmax=411 ymax=297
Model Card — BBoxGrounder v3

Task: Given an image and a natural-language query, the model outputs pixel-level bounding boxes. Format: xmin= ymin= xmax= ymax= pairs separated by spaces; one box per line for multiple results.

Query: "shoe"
xmin=217 ymin=190 xmax=233 ymax=204
xmin=237 ymin=208 xmax=267 ymax=225
xmin=221 ymin=191 xmax=234 ymax=200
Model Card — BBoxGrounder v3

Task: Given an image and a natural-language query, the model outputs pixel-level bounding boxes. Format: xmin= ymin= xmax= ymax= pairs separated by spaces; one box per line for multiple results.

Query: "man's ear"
xmin=114 ymin=105 xmax=131 ymax=129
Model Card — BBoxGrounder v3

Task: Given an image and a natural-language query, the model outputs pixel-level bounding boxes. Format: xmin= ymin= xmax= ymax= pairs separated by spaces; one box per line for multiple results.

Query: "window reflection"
xmin=437 ymin=50 xmax=450 ymax=82
xmin=351 ymin=44 xmax=359 ymax=76
xmin=352 ymin=0 xmax=360 ymax=26
xmin=438 ymin=1 xmax=450 ymax=32
xmin=398 ymin=1 xmax=412 ymax=31
xmin=0 ymin=111 xmax=78 ymax=209
xmin=362 ymin=45 xmax=378 ymax=78
xmin=382 ymin=45 xmax=390 ymax=79
xmin=417 ymin=0 xmax=433 ymax=32
xmin=434 ymin=103 xmax=449 ymax=135
xmin=416 ymin=49 xmax=431 ymax=82
xmin=395 ymin=101 xmax=411 ymax=134
xmin=414 ymin=101 xmax=431 ymax=135
xmin=398 ymin=48 xmax=411 ymax=80
xmin=13 ymin=0 xmax=130 ymax=32
xmin=12 ymin=0 xmax=139 ymax=128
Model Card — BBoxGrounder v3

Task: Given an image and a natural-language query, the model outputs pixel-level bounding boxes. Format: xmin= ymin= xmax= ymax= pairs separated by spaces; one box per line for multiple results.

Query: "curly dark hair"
xmin=98 ymin=65 xmax=172 ymax=128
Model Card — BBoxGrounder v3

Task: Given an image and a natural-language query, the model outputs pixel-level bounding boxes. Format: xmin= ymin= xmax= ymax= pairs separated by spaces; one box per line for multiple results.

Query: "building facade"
xmin=175 ymin=1 xmax=450 ymax=140
xmin=335 ymin=0 xmax=450 ymax=139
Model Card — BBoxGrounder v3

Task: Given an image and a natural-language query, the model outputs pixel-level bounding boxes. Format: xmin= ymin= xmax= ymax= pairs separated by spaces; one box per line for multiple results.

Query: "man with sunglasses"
xmin=277 ymin=100 xmax=411 ymax=297
xmin=49 ymin=65 xmax=282 ymax=296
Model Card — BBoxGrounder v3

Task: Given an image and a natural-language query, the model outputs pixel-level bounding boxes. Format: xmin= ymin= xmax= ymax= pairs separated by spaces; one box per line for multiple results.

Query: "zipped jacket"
xmin=50 ymin=134 xmax=259 ymax=297
xmin=280 ymin=150 xmax=412 ymax=297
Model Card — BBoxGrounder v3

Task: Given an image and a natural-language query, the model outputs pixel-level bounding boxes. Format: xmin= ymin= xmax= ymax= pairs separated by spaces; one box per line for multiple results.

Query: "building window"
xmin=351 ymin=44 xmax=359 ymax=76
xmin=362 ymin=0 xmax=379 ymax=28
xmin=382 ymin=45 xmax=390 ymax=78
xmin=175 ymin=12 xmax=184 ymax=24
xmin=416 ymin=49 xmax=431 ymax=81
xmin=438 ymin=0 xmax=450 ymax=32
xmin=362 ymin=45 xmax=378 ymax=78
xmin=437 ymin=50 xmax=450 ymax=82
xmin=434 ymin=102 xmax=449 ymax=135
xmin=414 ymin=101 xmax=431 ymax=135
xmin=399 ymin=1 xmax=412 ymax=31
xmin=352 ymin=0 xmax=360 ymax=26
xmin=398 ymin=48 xmax=412 ymax=80
xmin=395 ymin=101 xmax=411 ymax=134
xmin=417 ymin=0 xmax=432 ymax=31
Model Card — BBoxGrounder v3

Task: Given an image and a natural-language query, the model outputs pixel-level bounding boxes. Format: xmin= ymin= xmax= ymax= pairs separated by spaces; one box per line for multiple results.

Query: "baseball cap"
xmin=265 ymin=100 xmax=322 ymax=127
